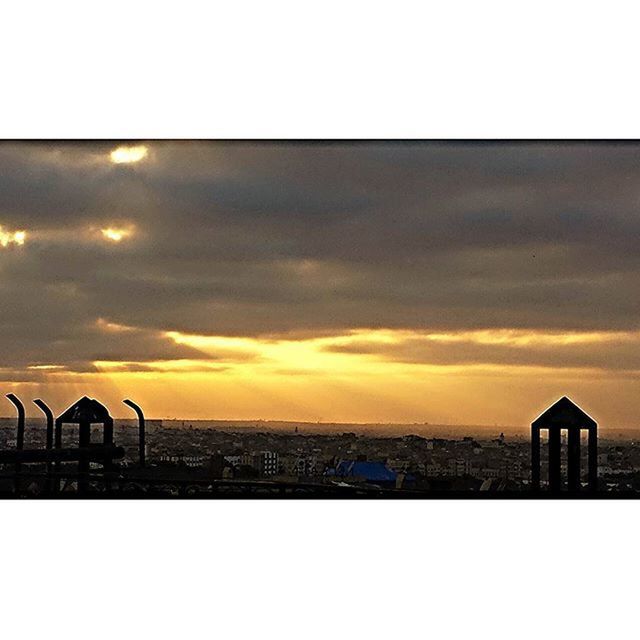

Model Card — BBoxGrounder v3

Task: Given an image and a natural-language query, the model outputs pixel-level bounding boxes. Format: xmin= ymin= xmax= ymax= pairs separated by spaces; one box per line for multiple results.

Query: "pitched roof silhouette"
xmin=531 ymin=396 xmax=596 ymax=429
xmin=56 ymin=396 xmax=112 ymax=423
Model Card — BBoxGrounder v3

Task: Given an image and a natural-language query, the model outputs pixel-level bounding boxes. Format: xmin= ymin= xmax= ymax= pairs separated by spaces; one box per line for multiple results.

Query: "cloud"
xmin=323 ymin=330 xmax=640 ymax=373
xmin=1 ymin=141 xmax=640 ymax=374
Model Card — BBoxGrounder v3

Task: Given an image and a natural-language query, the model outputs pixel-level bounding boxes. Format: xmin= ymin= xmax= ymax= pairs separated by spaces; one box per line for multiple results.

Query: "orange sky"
xmin=4 ymin=327 xmax=640 ymax=428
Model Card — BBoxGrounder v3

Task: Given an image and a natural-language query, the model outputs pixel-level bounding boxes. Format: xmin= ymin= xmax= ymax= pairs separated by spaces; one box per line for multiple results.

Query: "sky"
xmin=1 ymin=140 xmax=639 ymax=428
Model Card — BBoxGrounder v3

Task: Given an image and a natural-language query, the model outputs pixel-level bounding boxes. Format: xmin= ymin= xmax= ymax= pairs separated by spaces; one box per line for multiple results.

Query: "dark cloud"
xmin=1 ymin=141 xmax=640 ymax=372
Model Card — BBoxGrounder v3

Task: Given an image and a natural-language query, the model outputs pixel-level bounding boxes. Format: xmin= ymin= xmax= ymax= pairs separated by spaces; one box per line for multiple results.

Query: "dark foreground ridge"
xmin=0 ymin=393 xmax=637 ymax=498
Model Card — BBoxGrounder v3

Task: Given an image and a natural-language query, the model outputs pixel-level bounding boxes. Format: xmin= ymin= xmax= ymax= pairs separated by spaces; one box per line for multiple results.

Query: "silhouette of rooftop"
xmin=57 ymin=396 xmax=112 ymax=423
xmin=531 ymin=396 xmax=597 ymax=429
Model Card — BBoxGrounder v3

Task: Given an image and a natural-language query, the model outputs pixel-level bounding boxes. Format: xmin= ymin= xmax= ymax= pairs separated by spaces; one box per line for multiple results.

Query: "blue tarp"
xmin=332 ymin=460 xmax=397 ymax=482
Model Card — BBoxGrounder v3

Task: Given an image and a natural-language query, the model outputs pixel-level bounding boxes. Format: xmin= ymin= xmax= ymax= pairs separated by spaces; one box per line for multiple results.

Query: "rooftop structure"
xmin=531 ymin=396 xmax=597 ymax=493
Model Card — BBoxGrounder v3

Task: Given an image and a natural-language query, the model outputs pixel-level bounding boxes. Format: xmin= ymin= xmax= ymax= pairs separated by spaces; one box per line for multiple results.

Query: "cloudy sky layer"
xmin=1 ymin=141 xmax=639 ymax=427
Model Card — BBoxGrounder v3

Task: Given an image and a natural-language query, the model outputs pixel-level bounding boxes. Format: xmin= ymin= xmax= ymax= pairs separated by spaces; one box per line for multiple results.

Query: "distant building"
xmin=242 ymin=451 xmax=279 ymax=476
xmin=209 ymin=454 xmax=236 ymax=479
xmin=501 ymin=459 xmax=523 ymax=479
xmin=280 ymin=455 xmax=321 ymax=476
xmin=426 ymin=462 xmax=444 ymax=476
xmin=448 ymin=458 xmax=471 ymax=476
xmin=386 ymin=458 xmax=411 ymax=473
xmin=224 ymin=454 xmax=242 ymax=467
xmin=159 ymin=454 xmax=207 ymax=467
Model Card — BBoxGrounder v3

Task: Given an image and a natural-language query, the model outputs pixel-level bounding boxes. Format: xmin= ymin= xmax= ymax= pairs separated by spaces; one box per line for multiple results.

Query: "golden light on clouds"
xmin=165 ymin=330 xmax=378 ymax=374
xmin=0 ymin=226 xmax=26 ymax=247
xmin=101 ymin=226 xmax=134 ymax=242
xmin=163 ymin=327 xmax=637 ymax=377
xmin=109 ymin=145 xmax=148 ymax=164
xmin=27 ymin=364 xmax=65 ymax=371
xmin=13 ymin=325 xmax=640 ymax=426
xmin=415 ymin=328 xmax=638 ymax=347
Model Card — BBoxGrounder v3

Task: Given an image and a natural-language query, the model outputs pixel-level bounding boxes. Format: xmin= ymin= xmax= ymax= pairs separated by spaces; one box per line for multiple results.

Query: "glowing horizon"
xmin=3 ymin=325 xmax=640 ymax=427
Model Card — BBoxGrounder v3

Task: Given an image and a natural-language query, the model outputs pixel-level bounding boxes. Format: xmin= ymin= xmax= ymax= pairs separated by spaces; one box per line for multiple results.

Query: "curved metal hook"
xmin=33 ymin=399 xmax=55 ymax=491
xmin=6 ymin=394 xmax=25 ymax=450
xmin=33 ymin=399 xmax=54 ymax=450
xmin=123 ymin=398 xmax=146 ymax=467
xmin=123 ymin=398 xmax=144 ymax=420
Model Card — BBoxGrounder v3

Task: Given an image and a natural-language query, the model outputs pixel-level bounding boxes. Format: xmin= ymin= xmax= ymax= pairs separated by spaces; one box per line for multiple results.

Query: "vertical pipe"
xmin=531 ymin=424 xmax=540 ymax=491
xmin=33 ymin=399 xmax=54 ymax=493
xmin=548 ymin=426 xmax=562 ymax=493
xmin=54 ymin=418 xmax=62 ymax=493
xmin=78 ymin=419 xmax=90 ymax=495
xmin=6 ymin=394 xmax=25 ymax=495
xmin=103 ymin=417 xmax=114 ymax=492
xmin=54 ymin=419 xmax=62 ymax=449
xmin=567 ymin=427 xmax=581 ymax=492
xmin=6 ymin=394 xmax=25 ymax=450
xmin=123 ymin=399 xmax=146 ymax=467
xmin=588 ymin=426 xmax=598 ymax=492
xmin=103 ymin=416 xmax=114 ymax=447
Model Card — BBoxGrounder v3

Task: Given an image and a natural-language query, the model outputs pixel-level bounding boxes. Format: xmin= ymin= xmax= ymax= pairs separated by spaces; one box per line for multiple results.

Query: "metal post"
xmin=6 ymin=394 xmax=25 ymax=450
xmin=6 ymin=394 xmax=25 ymax=494
xmin=103 ymin=416 xmax=114 ymax=491
xmin=531 ymin=424 xmax=540 ymax=491
xmin=54 ymin=418 xmax=63 ymax=493
xmin=588 ymin=426 xmax=598 ymax=492
xmin=123 ymin=399 xmax=146 ymax=467
xmin=548 ymin=426 xmax=562 ymax=493
xmin=567 ymin=426 xmax=581 ymax=492
xmin=78 ymin=419 xmax=90 ymax=494
xmin=33 ymin=399 xmax=54 ymax=493
xmin=105 ymin=417 xmax=114 ymax=448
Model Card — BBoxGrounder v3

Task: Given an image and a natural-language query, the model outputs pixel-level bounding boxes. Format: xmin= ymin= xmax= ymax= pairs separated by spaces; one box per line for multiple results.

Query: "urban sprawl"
xmin=0 ymin=418 xmax=636 ymax=494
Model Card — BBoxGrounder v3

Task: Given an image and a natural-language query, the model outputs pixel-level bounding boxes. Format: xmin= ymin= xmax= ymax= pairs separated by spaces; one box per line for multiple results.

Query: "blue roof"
xmin=333 ymin=460 xmax=397 ymax=482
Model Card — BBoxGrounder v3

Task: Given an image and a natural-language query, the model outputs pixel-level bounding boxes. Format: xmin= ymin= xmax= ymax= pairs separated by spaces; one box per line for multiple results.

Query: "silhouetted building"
xmin=531 ymin=396 xmax=597 ymax=493
xmin=242 ymin=451 xmax=279 ymax=476
xmin=55 ymin=396 xmax=116 ymax=493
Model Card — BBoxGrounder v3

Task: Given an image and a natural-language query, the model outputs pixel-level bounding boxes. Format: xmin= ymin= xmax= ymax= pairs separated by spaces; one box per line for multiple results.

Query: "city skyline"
xmin=2 ymin=141 xmax=640 ymax=427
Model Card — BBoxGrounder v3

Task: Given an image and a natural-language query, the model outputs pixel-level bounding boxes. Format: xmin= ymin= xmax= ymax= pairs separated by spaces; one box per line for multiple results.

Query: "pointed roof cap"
xmin=56 ymin=396 xmax=112 ymax=423
xmin=531 ymin=396 xmax=597 ymax=429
